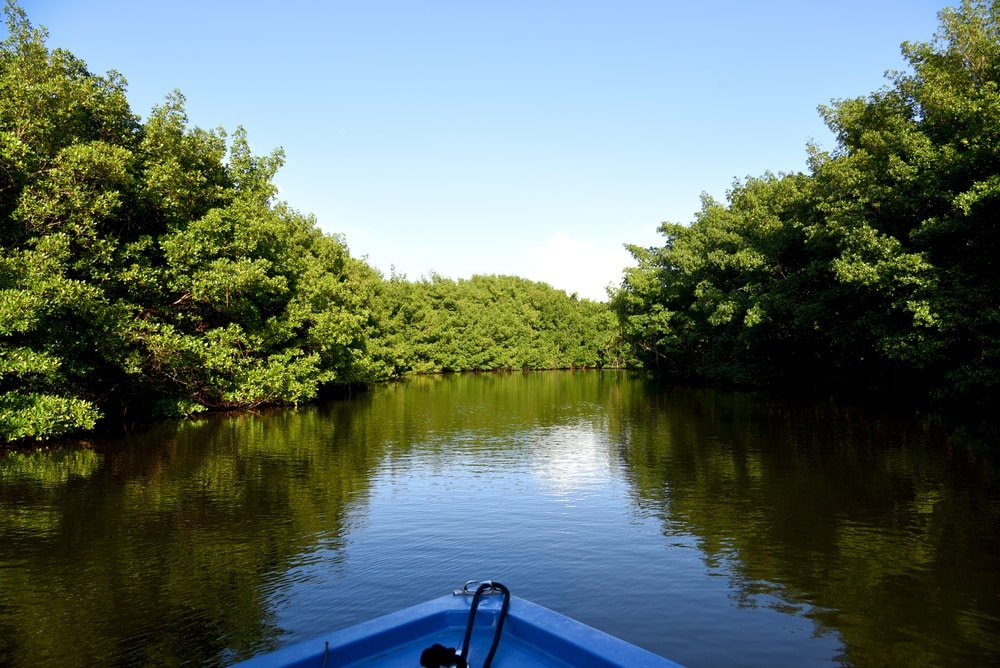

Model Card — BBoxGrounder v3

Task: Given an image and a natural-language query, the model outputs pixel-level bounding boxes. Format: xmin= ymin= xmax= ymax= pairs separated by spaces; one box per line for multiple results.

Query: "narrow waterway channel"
xmin=1 ymin=371 xmax=997 ymax=666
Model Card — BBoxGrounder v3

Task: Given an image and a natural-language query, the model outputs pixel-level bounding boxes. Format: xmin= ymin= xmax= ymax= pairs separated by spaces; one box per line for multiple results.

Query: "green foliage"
xmin=613 ymin=0 xmax=1000 ymax=408
xmin=376 ymin=273 xmax=627 ymax=374
xmin=0 ymin=1 xmax=620 ymax=441
xmin=0 ymin=3 xmax=386 ymax=440
xmin=0 ymin=392 xmax=100 ymax=440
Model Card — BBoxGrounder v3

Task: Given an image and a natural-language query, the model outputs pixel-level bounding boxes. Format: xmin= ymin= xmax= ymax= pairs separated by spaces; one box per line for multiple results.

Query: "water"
xmin=0 ymin=372 xmax=997 ymax=666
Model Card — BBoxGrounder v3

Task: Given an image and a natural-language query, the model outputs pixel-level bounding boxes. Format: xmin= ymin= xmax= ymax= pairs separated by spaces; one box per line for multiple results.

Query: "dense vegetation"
xmin=379 ymin=273 xmax=625 ymax=374
xmin=5 ymin=0 xmax=996 ymax=441
xmin=612 ymin=0 xmax=999 ymax=409
xmin=0 ymin=4 xmax=619 ymax=442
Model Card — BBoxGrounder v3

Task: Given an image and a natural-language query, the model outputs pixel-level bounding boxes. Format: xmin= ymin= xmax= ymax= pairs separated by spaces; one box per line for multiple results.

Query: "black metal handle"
xmin=460 ymin=581 xmax=511 ymax=668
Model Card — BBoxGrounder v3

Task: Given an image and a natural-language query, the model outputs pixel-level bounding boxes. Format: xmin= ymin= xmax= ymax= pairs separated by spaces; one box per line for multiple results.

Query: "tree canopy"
xmin=611 ymin=0 xmax=1000 ymax=409
xmin=376 ymin=273 xmax=627 ymax=374
xmin=10 ymin=0 xmax=993 ymax=440
xmin=0 ymin=3 xmax=620 ymax=442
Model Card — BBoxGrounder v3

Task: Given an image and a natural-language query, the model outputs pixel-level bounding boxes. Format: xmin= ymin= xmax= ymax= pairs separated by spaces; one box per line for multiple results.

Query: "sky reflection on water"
xmin=1 ymin=372 xmax=997 ymax=667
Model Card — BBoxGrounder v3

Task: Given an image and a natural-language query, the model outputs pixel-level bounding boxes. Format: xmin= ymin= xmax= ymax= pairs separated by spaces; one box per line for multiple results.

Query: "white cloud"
xmin=526 ymin=233 xmax=635 ymax=302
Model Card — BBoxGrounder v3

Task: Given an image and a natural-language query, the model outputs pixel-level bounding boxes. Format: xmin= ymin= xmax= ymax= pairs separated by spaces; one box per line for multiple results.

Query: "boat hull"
xmin=235 ymin=594 xmax=681 ymax=667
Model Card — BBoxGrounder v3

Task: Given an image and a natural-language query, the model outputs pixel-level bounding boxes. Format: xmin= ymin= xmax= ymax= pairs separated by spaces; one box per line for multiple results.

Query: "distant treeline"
xmin=0 ymin=4 xmax=625 ymax=441
xmin=612 ymin=1 xmax=999 ymax=410
xmin=379 ymin=274 xmax=627 ymax=374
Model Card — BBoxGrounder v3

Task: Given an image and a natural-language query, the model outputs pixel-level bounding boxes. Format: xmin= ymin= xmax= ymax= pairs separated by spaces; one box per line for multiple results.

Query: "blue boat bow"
xmin=235 ymin=581 xmax=682 ymax=667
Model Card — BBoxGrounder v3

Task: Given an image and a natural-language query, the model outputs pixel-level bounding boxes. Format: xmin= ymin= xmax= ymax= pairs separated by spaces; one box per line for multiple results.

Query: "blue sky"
xmin=20 ymin=1 xmax=944 ymax=300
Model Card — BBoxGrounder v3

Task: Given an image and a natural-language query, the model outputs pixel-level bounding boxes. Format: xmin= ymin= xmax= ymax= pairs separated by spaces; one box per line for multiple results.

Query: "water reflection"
xmin=616 ymin=386 xmax=1000 ymax=666
xmin=530 ymin=423 xmax=614 ymax=497
xmin=0 ymin=373 xmax=997 ymax=667
xmin=0 ymin=410 xmax=380 ymax=666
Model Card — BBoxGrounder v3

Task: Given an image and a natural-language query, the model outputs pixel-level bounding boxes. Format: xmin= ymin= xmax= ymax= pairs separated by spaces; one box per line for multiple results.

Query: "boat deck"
xmin=236 ymin=594 xmax=681 ymax=667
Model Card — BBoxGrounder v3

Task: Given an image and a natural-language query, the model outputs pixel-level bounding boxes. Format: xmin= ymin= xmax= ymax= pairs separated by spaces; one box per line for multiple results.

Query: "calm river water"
xmin=1 ymin=372 xmax=998 ymax=667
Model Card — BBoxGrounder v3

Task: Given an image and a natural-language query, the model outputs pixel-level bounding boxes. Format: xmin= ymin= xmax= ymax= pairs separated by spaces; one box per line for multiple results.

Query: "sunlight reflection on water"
xmin=528 ymin=423 xmax=614 ymax=497
xmin=2 ymin=373 xmax=996 ymax=667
